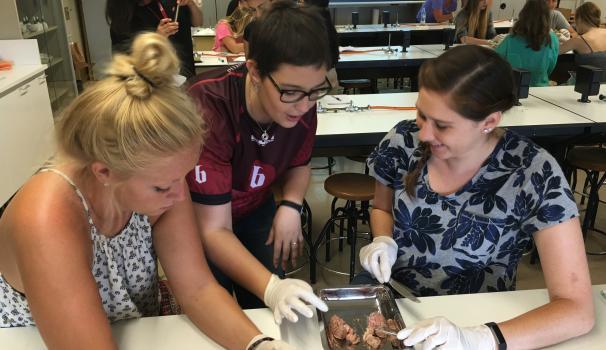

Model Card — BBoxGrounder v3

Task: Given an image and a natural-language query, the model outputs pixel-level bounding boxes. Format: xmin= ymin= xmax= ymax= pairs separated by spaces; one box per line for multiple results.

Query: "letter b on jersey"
xmin=195 ymin=165 xmax=207 ymax=184
xmin=250 ymin=165 xmax=265 ymax=188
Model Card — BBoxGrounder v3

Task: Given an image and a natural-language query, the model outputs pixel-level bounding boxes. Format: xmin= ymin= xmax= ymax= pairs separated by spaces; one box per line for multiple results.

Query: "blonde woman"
xmin=213 ymin=6 xmax=256 ymax=53
xmin=0 ymin=32 xmax=293 ymax=350
xmin=454 ymin=0 xmax=496 ymax=45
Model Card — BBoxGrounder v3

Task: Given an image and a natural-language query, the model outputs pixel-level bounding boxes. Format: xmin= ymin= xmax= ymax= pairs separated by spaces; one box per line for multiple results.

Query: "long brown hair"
xmin=405 ymin=46 xmax=516 ymax=197
xmin=462 ymin=0 xmax=490 ymax=39
xmin=511 ymin=0 xmax=551 ymax=51
xmin=575 ymin=2 xmax=601 ymax=31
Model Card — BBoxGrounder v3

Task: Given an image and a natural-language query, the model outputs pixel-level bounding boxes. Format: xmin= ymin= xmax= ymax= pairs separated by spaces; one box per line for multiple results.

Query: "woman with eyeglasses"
xmin=185 ymin=0 xmax=331 ymax=324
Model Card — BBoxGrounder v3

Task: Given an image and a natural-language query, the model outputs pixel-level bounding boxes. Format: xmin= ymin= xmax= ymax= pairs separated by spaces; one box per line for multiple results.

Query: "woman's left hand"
xmin=397 ymin=317 xmax=496 ymax=350
xmin=266 ymin=206 xmax=304 ymax=270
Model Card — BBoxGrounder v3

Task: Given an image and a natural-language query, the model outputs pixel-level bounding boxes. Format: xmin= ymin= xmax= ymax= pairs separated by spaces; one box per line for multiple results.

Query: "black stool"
xmin=310 ymin=173 xmax=375 ymax=283
xmin=567 ymin=146 xmax=606 ymax=255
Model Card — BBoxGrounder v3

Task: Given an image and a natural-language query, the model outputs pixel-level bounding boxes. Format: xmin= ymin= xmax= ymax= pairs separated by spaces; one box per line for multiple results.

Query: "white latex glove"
xmin=263 ymin=274 xmax=328 ymax=325
xmin=246 ymin=334 xmax=297 ymax=350
xmin=359 ymin=235 xmax=398 ymax=283
xmin=397 ymin=317 xmax=497 ymax=350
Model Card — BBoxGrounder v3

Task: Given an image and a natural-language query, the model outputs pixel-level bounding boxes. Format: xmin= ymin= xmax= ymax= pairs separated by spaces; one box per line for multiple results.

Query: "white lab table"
xmin=2 ymin=285 xmax=604 ymax=349
xmin=337 ymin=46 xmax=436 ymax=66
xmin=530 ymin=85 xmax=606 ymax=123
xmin=335 ymin=20 xmax=512 ymax=34
xmin=316 ymin=88 xmax=594 ymax=147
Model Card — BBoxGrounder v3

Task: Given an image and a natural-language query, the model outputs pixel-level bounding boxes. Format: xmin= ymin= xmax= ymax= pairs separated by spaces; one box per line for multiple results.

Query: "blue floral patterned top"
xmin=367 ymin=120 xmax=578 ymax=296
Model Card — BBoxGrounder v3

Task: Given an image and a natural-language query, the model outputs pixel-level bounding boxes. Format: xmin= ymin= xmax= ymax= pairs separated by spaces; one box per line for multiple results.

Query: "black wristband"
xmin=279 ymin=199 xmax=303 ymax=214
xmin=247 ymin=336 xmax=274 ymax=350
xmin=485 ymin=322 xmax=507 ymax=350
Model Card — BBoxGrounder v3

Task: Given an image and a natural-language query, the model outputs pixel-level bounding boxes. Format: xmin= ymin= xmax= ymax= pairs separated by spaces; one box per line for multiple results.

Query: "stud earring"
xmin=483 ymin=128 xmax=492 ymax=134
xmin=103 ymin=183 xmax=109 ymax=187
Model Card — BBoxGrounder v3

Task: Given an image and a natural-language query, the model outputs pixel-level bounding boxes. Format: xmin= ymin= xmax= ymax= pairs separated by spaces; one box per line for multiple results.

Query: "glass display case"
xmin=16 ymin=0 xmax=77 ymax=116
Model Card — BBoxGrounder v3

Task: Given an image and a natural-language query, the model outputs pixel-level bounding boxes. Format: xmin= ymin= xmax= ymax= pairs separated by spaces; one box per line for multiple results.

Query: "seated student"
xmin=187 ymin=0 xmax=330 ymax=324
xmin=0 ymin=32 xmax=294 ymax=350
xmin=454 ymin=0 xmax=496 ymax=45
xmin=559 ymin=1 xmax=606 ymax=80
xmin=213 ymin=6 xmax=255 ymax=53
xmin=546 ymin=0 xmax=577 ymax=36
xmin=495 ymin=0 xmax=559 ymax=86
xmin=106 ymin=0 xmax=203 ymax=78
xmin=356 ymin=45 xmax=594 ymax=349
xmin=416 ymin=0 xmax=458 ymax=23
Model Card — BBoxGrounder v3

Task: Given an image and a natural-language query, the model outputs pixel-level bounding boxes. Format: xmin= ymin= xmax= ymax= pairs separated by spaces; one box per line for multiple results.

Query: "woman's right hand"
xmin=156 ymin=18 xmax=179 ymax=37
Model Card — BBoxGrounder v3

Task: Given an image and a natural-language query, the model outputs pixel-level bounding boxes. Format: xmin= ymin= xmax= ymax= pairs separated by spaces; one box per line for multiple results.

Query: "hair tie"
xmin=133 ymin=67 xmax=156 ymax=88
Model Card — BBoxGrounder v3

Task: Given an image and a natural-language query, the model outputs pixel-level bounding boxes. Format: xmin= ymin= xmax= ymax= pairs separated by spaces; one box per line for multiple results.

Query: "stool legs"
xmin=581 ymin=171 xmax=606 ymax=255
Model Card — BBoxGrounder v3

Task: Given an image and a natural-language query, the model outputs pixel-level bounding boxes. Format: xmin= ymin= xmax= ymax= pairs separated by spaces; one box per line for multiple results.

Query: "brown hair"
xmin=512 ymin=0 xmax=552 ymax=51
xmin=247 ymin=0 xmax=332 ymax=77
xmin=405 ymin=45 xmax=516 ymax=197
xmin=462 ymin=0 xmax=490 ymax=39
xmin=575 ymin=2 xmax=601 ymax=30
xmin=56 ymin=32 xmax=204 ymax=176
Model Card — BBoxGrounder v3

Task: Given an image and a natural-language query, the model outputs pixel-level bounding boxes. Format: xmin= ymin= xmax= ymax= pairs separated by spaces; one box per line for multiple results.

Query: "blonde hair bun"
xmin=108 ymin=32 xmax=180 ymax=99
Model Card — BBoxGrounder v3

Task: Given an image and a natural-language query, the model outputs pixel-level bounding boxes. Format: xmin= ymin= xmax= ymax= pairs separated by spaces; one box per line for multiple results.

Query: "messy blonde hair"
xmin=56 ymin=32 xmax=204 ymax=176
xmin=226 ymin=6 xmax=256 ymax=38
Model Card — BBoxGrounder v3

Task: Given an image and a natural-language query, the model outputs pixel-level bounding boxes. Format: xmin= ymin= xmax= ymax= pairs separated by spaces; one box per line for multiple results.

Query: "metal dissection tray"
xmin=318 ymin=285 xmax=409 ymax=350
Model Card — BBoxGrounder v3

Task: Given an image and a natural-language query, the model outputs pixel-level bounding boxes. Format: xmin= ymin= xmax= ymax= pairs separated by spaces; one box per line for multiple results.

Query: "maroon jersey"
xmin=186 ymin=65 xmax=317 ymax=219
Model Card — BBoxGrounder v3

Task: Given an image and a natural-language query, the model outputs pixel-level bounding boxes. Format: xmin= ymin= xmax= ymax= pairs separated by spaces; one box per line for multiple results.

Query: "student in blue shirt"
xmin=416 ymin=0 xmax=458 ymax=23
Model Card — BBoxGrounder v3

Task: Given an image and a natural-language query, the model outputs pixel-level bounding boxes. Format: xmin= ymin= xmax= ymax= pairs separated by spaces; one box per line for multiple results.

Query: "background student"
xmin=495 ymin=0 xmax=559 ymax=86
xmin=454 ymin=0 xmax=496 ymax=45
xmin=106 ymin=0 xmax=203 ymax=78
xmin=213 ymin=6 xmax=256 ymax=53
xmin=559 ymin=1 xmax=606 ymax=80
xmin=416 ymin=0 xmax=458 ymax=23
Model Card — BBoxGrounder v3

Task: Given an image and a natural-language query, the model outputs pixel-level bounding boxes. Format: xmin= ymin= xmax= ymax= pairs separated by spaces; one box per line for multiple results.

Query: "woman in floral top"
xmin=358 ymin=45 xmax=594 ymax=349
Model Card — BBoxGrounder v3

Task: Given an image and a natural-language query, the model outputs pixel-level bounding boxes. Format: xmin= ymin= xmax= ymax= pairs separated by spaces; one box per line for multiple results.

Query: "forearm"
xmin=203 ymin=227 xmax=272 ymax=300
xmin=435 ymin=13 xmax=453 ymax=23
xmin=281 ymin=165 xmax=311 ymax=204
xmin=223 ymin=37 xmax=245 ymax=54
xmin=498 ymin=297 xmax=594 ymax=349
xmin=188 ymin=2 xmax=204 ymax=27
xmin=370 ymin=208 xmax=394 ymax=237
xmin=462 ymin=36 xmax=490 ymax=46
xmin=181 ymin=283 xmax=261 ymax=350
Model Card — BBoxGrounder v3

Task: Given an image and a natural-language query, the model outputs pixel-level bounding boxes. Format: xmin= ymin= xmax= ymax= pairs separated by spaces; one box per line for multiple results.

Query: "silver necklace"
xmin=253 ymin=119 xmax=274 ymax=142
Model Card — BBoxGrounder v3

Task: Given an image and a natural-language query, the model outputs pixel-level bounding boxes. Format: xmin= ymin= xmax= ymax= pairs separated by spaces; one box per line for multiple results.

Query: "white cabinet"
xmin=15 ymin=0 xmax=77 ymax=116
xmin=0 ymin=69 xmax=55 ymax=207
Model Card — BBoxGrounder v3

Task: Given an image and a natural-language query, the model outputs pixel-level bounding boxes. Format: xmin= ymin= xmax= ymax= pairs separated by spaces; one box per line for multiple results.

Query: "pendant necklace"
xmin=253 ymin=119 xmax=273 ymax=142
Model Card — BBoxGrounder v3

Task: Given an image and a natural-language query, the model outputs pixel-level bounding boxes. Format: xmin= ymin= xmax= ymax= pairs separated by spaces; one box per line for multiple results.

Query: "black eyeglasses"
xmin=268 ymin=74 xmax=332 ymax=103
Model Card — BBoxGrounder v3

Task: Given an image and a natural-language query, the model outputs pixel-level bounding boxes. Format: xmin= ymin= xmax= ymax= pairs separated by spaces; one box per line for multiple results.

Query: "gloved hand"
xmin=359 ymin=235 xmax=398 ymax=283
xmin=246 ymin=334 xmax=297 ymax=350
xmin=263 ymin=274 xmax=328 ymax=325
xmin=397 ymin=317 xmax=497 ymax=350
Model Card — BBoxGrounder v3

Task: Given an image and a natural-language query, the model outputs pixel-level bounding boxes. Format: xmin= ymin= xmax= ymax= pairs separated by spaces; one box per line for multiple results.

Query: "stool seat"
xmin=324 ymin=173 xmax=375 ymax=201
xmin=567 ymin=147 xmax=606 ymax=172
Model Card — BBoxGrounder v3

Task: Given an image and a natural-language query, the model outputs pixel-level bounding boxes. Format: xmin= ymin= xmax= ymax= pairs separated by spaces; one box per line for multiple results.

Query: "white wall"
xmin=0 ymin=0 xmax=22 ymax=40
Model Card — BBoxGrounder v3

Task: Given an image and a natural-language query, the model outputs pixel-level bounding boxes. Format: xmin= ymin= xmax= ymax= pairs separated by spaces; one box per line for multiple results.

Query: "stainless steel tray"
xmin=318 ymin=285 xmax=409 ymax=350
